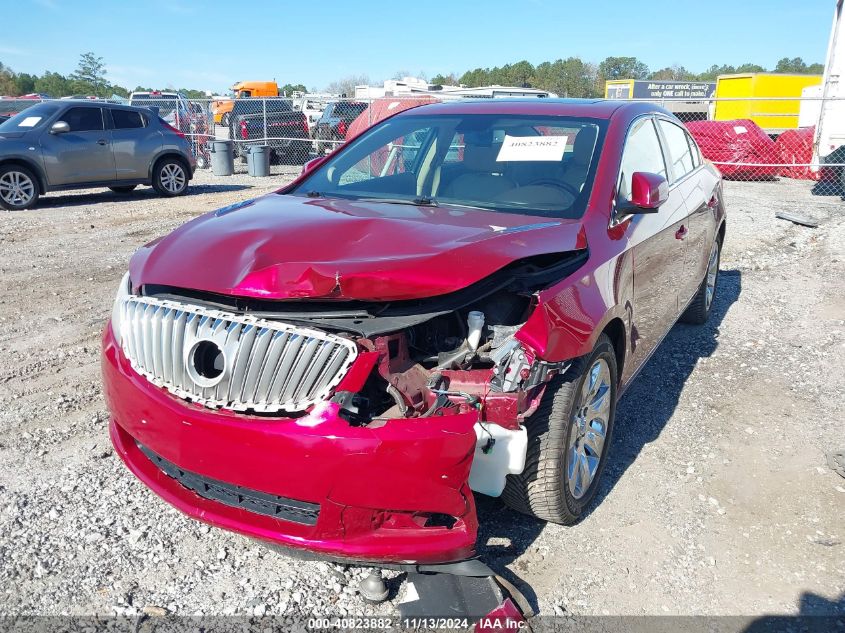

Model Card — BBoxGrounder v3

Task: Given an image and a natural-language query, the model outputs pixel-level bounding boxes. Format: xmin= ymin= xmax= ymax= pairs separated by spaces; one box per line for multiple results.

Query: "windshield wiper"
xmin=348 ymin=196 xmax=439 ymax=207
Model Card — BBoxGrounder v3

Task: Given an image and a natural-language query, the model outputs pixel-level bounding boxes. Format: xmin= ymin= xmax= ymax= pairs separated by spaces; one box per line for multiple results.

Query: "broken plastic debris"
xmin=775 ymin=211 xmax=819 ymax=228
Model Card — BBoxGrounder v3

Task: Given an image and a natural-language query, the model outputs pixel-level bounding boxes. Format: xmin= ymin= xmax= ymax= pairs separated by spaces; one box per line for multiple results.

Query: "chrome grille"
xmin=119 ymin=295 xmax=357 ymax=413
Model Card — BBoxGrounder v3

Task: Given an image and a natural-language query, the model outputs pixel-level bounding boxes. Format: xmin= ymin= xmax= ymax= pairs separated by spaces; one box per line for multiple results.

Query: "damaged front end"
xmin=103 ymin=248 xmax=586 ymax=564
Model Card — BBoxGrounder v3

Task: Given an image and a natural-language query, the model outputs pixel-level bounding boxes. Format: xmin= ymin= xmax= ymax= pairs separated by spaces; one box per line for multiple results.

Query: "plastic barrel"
xmin=247 ymin=145 xmax=271 ymax=177
xmin=210 ymin=140 xmax=234 ymax=176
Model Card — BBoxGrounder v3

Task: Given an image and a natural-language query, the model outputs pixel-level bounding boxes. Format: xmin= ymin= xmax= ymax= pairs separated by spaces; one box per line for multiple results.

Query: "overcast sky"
xmin=1 ymin=0 xmax=835 ymax=93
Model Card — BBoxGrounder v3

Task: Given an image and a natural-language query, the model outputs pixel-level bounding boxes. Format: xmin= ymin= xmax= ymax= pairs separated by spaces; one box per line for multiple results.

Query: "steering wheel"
xmin=524 ymin=178 xmax=580 ymax=198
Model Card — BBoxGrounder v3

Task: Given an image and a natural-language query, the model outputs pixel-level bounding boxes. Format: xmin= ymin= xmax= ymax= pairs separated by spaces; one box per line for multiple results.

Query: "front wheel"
xmin=0 ymin=165 xmax=40 ymax=211
xmin=502 ymin=334 xmax=617 ymax=524
xmin=152 ymin=158 xmax=189 ymax=197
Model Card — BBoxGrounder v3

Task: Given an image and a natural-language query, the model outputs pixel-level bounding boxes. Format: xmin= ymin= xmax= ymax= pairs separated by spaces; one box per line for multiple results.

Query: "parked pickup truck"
xmin=312 ymin=100 xmax=368 ymax=154
xmin=229 ymin=99 xmax=311 ymax=164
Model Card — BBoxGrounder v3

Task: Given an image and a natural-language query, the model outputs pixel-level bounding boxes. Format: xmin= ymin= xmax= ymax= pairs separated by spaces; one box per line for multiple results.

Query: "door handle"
xmin=97 ymin=139 xmax=108 ymax=146
xmin=675 ymin=225 xmax=688 ymax=240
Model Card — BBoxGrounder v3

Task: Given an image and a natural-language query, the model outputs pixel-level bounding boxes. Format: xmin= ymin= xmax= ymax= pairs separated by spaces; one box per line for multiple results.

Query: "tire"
xmin=196 ymin=154 xmax=209 ymax=170
xmin=502 ymin=334 xmax=617 ymax=524
xmin=221 ymin=113 xmax=229 ymax=127
xmin=152 ymin=157 xmax=189 ymax=197
xmin=0 ymin=164 xmax=40 ymax=211
xmin=109 ymin=185 xmax=137 ymax=194
xmin=681 ymin=237 xmax=721 ymax=325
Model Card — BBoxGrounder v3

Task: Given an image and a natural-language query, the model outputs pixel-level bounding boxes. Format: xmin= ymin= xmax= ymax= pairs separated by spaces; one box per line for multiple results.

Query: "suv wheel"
xmin=152 ymin=158 xmax=189 ymax=197
xmin=0 ymin=165 xmax=40 ymax=211
xmin=502 ymin=334 xmax=617 ymax=524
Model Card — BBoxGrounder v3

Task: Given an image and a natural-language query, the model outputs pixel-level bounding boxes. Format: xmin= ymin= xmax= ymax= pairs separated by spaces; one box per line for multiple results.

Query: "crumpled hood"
xmin=129 ymin=193 xmax=587 ymax=301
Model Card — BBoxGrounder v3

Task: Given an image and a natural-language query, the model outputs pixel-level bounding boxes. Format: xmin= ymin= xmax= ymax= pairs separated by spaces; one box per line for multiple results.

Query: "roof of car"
xmin=392 ymin=98 xmax=642 ymax=119
xmin=55 ymin=100 xmax=150 ymax=112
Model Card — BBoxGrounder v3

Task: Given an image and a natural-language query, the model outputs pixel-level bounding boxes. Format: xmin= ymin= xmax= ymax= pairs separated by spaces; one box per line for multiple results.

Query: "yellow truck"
xmin=213 ymin=81 xmax=280 ymax=125
xmin=713 ymin=73 xmax=822 ymax=133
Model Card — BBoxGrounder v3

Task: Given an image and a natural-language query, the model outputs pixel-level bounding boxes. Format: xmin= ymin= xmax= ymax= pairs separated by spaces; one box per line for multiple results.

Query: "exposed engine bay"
xmin=137 ymin=249 xmax=586 ymax=496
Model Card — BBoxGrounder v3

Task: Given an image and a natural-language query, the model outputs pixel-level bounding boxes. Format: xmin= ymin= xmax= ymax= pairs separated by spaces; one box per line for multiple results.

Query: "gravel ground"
xmin=0 ymin=171 xmax=843 ymax=619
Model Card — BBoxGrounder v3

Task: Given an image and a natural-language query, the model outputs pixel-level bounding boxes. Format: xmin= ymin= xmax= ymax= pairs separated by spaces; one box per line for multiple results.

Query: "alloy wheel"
xmin=0 ymin=170 xmax=35 ymax=208
xmin=160 ymin=163 xmax=186 ymax=194
xmin=566 ymin=358 xmax=611 ymax=499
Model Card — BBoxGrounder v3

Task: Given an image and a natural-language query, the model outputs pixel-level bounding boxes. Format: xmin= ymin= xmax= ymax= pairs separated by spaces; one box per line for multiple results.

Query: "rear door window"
xmin=62 ymin=107 xmax=104 ymax=132
xmin=111 ymin=109 xmax=146 ymax=129
xmin=687 ymin=131 xmax=702 ymax=168
xmin=657 ymin=119 xmax=696 ymax=181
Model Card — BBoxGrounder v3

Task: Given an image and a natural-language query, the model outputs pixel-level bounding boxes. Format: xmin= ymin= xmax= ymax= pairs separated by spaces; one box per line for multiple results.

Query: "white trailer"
xmin=812 ymin=0 xmax=845 ymax=179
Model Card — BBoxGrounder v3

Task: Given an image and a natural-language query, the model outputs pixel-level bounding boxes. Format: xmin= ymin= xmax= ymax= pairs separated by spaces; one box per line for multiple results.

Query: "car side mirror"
xmin=301 ymin=155 xmax=326 ymax=176
xmin=622 ymin=172 xmax=669 ymax=213
xmin=50 ymin=121 xmax=70 ymax=135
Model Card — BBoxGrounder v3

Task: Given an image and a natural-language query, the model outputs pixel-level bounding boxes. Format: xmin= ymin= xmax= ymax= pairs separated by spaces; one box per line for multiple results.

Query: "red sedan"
xmin=102 ymin=99 xmax=725 ymax=565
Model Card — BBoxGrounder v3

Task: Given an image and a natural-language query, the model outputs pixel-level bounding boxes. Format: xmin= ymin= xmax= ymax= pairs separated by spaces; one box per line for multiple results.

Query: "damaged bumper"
xmin=102 ymin=327 xmax=479 ymax=564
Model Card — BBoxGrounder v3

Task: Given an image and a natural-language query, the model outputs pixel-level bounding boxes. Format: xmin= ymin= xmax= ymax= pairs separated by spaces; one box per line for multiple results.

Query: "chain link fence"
xmin=1 ymin=94 xmax=843 ymax=196
xmin=654 ymin=96 xmax=845 ymax=198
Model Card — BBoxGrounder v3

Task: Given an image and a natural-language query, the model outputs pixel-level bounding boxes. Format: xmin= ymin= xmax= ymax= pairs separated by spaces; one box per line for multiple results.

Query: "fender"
xmin=147 ymin=149 xmax=191 ymax=181
xmin=0 ymin=155 xmax=48 ymax=192
xmin=516 ymin=246 xmax=634 ymax=365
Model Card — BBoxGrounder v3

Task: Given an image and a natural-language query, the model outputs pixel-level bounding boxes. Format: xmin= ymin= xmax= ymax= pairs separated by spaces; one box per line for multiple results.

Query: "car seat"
xmin=440 ymin=137 xmax=516 ymax=201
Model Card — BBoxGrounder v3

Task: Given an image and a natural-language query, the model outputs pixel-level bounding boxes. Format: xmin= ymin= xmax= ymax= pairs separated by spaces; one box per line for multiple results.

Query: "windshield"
xmin=0 ymin=103 xmax=61 ymax=132
xmin=290 ymin=113 xmax=606 ymax=219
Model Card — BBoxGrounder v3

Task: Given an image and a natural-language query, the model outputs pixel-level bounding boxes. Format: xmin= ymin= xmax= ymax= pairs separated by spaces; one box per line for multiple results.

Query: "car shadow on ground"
xmin=591 ymin=268 xmax=742 ymax=512
xmin=34 ymin=184 xmax=254 ymax=209
xmin=474 ymin=269 xmax=743 ymax=613
xmin=741 ymin=591 xmax=844 ymax=631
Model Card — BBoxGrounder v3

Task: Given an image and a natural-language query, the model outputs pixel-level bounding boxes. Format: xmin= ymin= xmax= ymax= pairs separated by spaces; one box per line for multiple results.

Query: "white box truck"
xmin=810 ymin=0 xmax=845 ymax=185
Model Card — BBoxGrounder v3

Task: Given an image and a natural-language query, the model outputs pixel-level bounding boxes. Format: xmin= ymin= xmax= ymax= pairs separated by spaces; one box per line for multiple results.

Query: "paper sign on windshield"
xmin=19 ymin=117 xmax=42 ymax=127
xmin=497 ymin=135 xmax=568 ymax=162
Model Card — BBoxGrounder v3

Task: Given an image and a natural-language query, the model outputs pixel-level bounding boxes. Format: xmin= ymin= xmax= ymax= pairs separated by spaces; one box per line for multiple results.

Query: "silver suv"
xmin=0 ymin=101 xmax=196 ymax=210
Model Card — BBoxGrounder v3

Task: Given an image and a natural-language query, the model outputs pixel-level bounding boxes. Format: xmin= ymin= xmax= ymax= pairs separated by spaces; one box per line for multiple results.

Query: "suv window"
xmin=111 ymin=109 xmax=145 ymax=129
xmin=63 ymin=107 xmax=104 ymax=132
xmin=658 ymin=119 xmax=695 ymax=181
xmin=619 ymin=118 xmax=666 ymax=201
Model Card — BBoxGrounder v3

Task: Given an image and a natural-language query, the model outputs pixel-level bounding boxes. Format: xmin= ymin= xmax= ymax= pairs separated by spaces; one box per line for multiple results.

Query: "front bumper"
xmin=102 ymin=326 xmax=479 ymax=564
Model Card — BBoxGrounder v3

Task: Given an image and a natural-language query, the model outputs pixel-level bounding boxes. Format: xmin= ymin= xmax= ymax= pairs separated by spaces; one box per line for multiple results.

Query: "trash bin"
xmin=247 ymin=145 xmax=271 ymax=177
xmin=210 ymin=140 xmax=234 ymax=177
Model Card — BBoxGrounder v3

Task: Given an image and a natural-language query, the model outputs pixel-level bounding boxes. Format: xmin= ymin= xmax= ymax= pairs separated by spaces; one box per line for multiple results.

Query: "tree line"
xmin=430 ymin=56 xmax=825 ymax=97
xmin=1 ymin=52 xmax=825 ymax=101
xmin=0 ymin=52 xmax=211 ymax=99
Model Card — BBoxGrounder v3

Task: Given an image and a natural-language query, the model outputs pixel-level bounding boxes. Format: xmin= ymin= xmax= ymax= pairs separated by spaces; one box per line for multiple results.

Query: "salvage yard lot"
xmin=0 ymin=172 xmax=842 ymax=617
